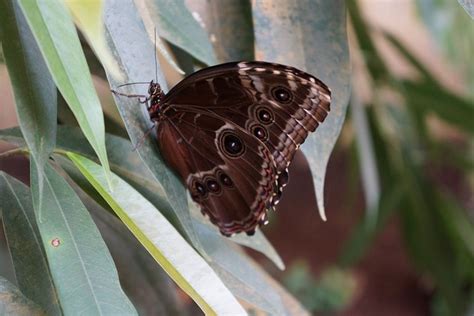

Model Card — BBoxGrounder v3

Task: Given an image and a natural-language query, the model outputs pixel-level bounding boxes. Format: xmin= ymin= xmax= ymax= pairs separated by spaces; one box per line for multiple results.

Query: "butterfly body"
xmin=142 ymin=61 xmax=331 ymax=236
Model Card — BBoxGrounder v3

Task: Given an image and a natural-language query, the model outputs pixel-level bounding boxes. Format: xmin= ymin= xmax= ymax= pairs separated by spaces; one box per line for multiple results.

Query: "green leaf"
xmin=54 ymin=152 xmax=286 ymax=313
xmin=66 ymin=151 xmax=246 ymax=316
xmin=193 ymin=221 xmax=284 ymax=315
xmin=397 ymin=166 xmax=469 ymax=315
xmin=338 ymin=186 xmax=403 ymax=267
xmin=416 ymin=0 xmax=474 ymax=95
xmin=64 ymin=0 xmax=124 ymax=81
xmin=0 ymin=172 xmax=61 ymax=315
xmin=0 ymin=127 xmax=285 ymax=270
xmin=17 ymin=0 xmax=112 ymax=187
xmin=142 ymin=0 xmax=217 ymax=65
xmin=283 ymin=264 xmax=356 ymax=312
xmin=439 ymin=194 xmax=474 ymax=258
xmin=252 ymin=0 xmax=351 ymax=220
xmin=103 ymin=0 xmax=202 ymax=250
xmin=0 ymin=0 xmax=57 ymax=214
xmin=400 ymin=79 xmax=474 ymax=135
xmin=189 ymin=202 xmax=285 ymax=270
xmin=383 ymin=31 xmax=437 ymax=83
xmin=0 ymin=276 xmax=46 ymax=316
xmin=186 ymin=0 xmax=254 ymax=62
xmin=193 ymin=220 xmax=309 ymax=315
xmin=76 ymin=189 xmax=184 ymax=316
xmin=55 ymin=151 xmax=287 ymax=312
xmin=457 ymin=0 xmax=474 ymax=18
xmin=384 ymin=103 xmax=474 ymax=315
xmin=350 ymin=94 xmax=380 ymax=221
xmin=346 ymin=0 xmax=389 ymax=81
xmin=30 ymin=161 xmax=137 ymax=315
xmin=230 ymin=230 xmax=285 ymax=270
xmin=60 ymin=132 xmax=285 ymax=273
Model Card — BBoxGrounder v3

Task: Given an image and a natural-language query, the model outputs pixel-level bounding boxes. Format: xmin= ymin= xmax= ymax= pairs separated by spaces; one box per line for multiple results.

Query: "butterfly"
xmin=114 ymin=61 xmax=331 ymax=237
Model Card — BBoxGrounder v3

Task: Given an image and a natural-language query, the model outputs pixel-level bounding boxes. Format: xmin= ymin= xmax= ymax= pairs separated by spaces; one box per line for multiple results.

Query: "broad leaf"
xmin=185 ymin=0 xmax=254 ymax=62
xmin=0 ymin=126 xmax=284 ymax=270
xmin=457 ymin=0 xmax=474 ymax=17
xmin=350 ymin=94 xmax=380 ymax=222
xmin=67 ymin=152 xmax=246 ymax=315
xmin=0 ymin=173 xmax=61 ymax=315
xmin=30 ymin=162 xmax=137 ymax=315
xmin=193 ymin=220 xmax=309 ymax=315
xmin=252 ymin=0 xmax=351 ymax=219
xmin=0 ymin=0 xmax=57 ymax=213
xmin=64 ymin=0 xmax=123 ymax=81
xmin=400 ymin=79 xmax=474 ymax=135
xmin=57 ymin=153 xmax=289 ymax=315
xmin=102 ymin=0 xmax=202 ymax=250
xmin=145 ymin=0 xmax=217 ymax=65
xmin=17 ymin=0 xmax=112 ymax=187
xmin=417 ymin=0 xmax=474 ymax=94
xmin=75 ymin=188 xmax=184 ymax=316
xmin=189 ymin=202 xmax=285 ymax=270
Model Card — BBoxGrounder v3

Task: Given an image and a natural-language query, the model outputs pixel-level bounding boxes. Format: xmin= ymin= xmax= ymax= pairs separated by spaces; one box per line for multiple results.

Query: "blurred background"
xmin=1 ymin=0 xmax=473 ymax=315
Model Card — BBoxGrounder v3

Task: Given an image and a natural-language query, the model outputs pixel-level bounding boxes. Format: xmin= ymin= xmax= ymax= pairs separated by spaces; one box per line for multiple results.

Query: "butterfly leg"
xmin=111 ymin=89 xmax=149 ymax=103
xmin=132 ymin=123 xmax=156 ymax=151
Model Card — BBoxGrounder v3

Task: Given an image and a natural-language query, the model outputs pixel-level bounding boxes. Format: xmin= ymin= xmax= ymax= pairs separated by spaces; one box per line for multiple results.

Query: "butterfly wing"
xmin=158 ymin=61 xmax=330 ymax=235
xmin=163 ymin=61 xmax=331 ymax=204
xmin=157 ymin=108 xmax=278 ymax=236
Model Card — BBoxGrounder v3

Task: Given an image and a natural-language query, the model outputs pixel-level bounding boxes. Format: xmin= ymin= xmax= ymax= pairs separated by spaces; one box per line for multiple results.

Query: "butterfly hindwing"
xmin=157 ymin=109 xmax=277 ymax=235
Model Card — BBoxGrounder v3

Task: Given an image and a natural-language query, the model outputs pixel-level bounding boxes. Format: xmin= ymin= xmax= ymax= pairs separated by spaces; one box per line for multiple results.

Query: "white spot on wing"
xmin=321 ymin=93 xmax=331 ymax=102
xmin=207 ymin=78 xmax=217 ymax=96
xmin=250 ymin=75 xmax=264 ymax=91
xmin=194 ymin=113 xmax=201 ymax=125
xmin=288 ymin=80 xmax=297 ymax=90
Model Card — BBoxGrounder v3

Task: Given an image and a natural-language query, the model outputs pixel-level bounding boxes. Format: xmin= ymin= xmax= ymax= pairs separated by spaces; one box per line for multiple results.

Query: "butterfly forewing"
xmin=156 ymin=61 xmax=331 ymax=236
xmin=163 ymin=62 xmax=331 ymax=173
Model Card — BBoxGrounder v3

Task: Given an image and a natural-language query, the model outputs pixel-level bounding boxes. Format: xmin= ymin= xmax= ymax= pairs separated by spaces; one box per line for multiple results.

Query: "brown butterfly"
xmin=114 ymin=61 xmax=331 ymax=237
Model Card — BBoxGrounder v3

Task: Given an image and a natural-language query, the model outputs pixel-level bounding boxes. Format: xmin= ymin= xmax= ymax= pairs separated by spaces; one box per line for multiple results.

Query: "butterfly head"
xmin=147 ymin=80 xmax=165 ymax=121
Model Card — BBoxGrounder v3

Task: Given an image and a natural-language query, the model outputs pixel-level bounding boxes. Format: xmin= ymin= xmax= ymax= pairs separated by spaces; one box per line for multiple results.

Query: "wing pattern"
xmin=156 ymin=61 xmax=331 ymax=235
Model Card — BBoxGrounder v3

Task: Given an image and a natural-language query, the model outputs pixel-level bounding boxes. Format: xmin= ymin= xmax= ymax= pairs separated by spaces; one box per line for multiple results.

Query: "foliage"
xmin=341 ymin=1 xmax=474 ymax=315
xmin=0 ymin=0 xmax=472 ymax=315
xmin=0 ymin=0 xmax=347 ymax=314
xmin=417 ymin=0 xmax=474 ymax=96
xmin=283 ymin=263 xmax=356 ymax=313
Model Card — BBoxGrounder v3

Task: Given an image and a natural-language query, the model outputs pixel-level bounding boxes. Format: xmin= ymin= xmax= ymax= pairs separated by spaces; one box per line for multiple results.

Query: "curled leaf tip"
xmin=319 ymin=206 xmax=327 ymax=222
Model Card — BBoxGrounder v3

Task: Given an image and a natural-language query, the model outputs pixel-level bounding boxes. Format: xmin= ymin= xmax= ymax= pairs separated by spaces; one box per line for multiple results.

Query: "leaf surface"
xmin=30 ymin=162 xmax=137 ymax=315
xmin=67 ymin=152 xmax=246 ymax=316
xmin=0 ymin=173 xmax=61 ymax=315
xmin=252 ymin=0 xmax=351 ymax=220
xmin=18 ymin=0 xmax=112 ymax=187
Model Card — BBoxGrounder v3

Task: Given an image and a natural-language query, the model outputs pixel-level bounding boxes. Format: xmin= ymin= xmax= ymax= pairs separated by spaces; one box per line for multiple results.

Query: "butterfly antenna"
xmin=116 ymin=82 xmax=151 ymax=89
xmin=154 ymin=27 xmax=158 ymax=84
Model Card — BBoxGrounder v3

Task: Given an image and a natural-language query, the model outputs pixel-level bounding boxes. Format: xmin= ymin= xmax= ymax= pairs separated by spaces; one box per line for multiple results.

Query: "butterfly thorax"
xmin=147 ymin=81 xmax=166 ymax=122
